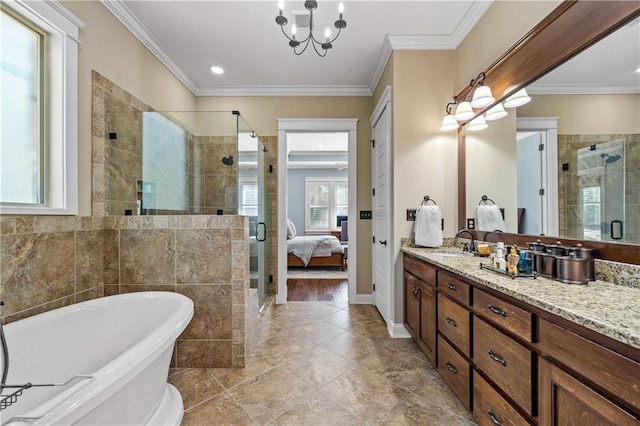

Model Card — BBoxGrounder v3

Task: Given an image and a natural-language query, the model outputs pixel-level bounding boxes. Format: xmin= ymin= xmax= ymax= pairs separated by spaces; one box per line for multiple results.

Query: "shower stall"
xmin=106 ymin=110 xmax=271 ymax=309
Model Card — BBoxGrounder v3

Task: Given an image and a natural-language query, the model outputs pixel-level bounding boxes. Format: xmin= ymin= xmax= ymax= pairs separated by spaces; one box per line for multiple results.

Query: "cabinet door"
xmin=419 ymin=283 xmax=436 ymax=365
xmin=539 ymin=358 xmax=637 ymax=426
xmin=404 ymin=271 xmax=420 ymax=340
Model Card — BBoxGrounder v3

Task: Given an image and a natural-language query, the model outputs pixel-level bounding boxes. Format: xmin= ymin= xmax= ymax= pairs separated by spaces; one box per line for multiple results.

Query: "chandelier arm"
xmin=294 ymin=38 xmax=312 ymax=55
xmin=280 ymin=25 xmax=295 ymax=42
xmin=328 ymin=27 xmax=342 ymax=44
xmin=311 ymin=40 xmax=328 ymax=57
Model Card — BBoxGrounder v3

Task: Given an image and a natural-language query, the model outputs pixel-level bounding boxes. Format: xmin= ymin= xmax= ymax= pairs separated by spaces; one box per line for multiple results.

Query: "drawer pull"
xmin=488 ymin=304 xmax=507 ymax=317
xmin=488 ymin=350 xmax=508 ymax=367
xmin=445 ymin=317 xmax=457 ymax=327
xmin=488 ymin=409 xmax=504 ymax=426
xmin=445 ymin=362 xmax=458 ymax=375
xmin=445 ymin=283 xmax=457 ymax=291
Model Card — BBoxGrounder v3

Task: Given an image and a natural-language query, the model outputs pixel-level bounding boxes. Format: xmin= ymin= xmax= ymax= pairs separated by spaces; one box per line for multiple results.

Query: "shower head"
xmin=600 ymin=153 xmax=621 ymax=164
xmin=221 ymin=155 xmax=234 ymax=166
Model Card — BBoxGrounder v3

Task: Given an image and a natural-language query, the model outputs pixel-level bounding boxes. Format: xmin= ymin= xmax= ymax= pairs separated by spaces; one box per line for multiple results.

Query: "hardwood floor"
xmin=287 ymin=278 xmax=348 ymax=302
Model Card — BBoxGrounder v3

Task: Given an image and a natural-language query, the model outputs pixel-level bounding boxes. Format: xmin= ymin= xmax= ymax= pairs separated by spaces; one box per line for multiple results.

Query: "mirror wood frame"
xmin=456 ymin=0 xmax=640 ymax=264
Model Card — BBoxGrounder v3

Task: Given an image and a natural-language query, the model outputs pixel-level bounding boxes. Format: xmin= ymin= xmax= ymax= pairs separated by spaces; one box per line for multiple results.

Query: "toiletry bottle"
xmin=507 ymin=246 xmax=519 ymax=274
xmin=496 ymin=249 xmax=506 ymax=271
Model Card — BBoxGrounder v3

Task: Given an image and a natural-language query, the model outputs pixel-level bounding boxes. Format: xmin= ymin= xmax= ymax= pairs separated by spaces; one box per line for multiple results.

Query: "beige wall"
xmin=196 ymin=96 xmax=374 ymax=295
xmin=520 ymin=94 xmax=640 ymax=134
xmin=386 ymin=50 xmax=458 ymax=323
xmin=455 ymin=0 xmax=561 ymax=93
xmin=61 ymin=1 xmax=197 ymax=216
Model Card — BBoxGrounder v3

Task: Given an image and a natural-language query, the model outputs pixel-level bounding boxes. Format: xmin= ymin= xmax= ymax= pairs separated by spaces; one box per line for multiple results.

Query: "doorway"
xmin=276 ymin=119 xmax=358 ymax=304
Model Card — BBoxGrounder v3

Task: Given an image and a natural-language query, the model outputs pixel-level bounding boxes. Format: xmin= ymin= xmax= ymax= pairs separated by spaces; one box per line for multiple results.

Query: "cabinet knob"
xmin=411 ymin=286 xmax=419 ymax=300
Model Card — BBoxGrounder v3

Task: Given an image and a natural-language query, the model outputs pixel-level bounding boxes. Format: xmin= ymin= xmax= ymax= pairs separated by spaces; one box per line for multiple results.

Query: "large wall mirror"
xmin=457 ymin=1 xmax=640 ymax=263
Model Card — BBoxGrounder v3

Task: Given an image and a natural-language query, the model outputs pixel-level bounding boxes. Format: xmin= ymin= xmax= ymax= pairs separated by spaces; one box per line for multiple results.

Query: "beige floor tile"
xmin=227 ymin=366 xmax=314 ymax=424
xmin=282 ymin=346 xmax=355 ymax=389
xmin=359 ymin=344 xmax=433 ymax=390
xmin=379 ymin=391 xmax=476 ymax=425
xmin=209 ymin=353 xmax=278 ymax=389
xmin=289 ymin=319 xmax=347 ymax=345
xmin=276 ymin=301 xmax=343 ymax=318
xmin=182 ymin=392 xmax=257 ymax=426
xmin=252 ymin=329 xmax=318 ymax=364
xmin=380 ymin=337 xmax=431 ymax=361
xmin=320 ymin=308 xmax=379 ymax=330
xmin=320 ymin=366 xmax=408 ymax=423
xmin=167 ymin=368 xmax=225 ymax=410
xmin=271 ymin=390 xmax=361 ymax=426
xmin=321 ymin=331 xmax=386 ymax=362
xmin=409 ymin=368 xmax=474 ymax=420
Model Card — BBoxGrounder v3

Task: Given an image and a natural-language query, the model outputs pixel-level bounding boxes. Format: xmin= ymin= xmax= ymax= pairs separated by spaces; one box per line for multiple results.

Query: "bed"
xmin=287 ymin=235 xmax=345 ymax=270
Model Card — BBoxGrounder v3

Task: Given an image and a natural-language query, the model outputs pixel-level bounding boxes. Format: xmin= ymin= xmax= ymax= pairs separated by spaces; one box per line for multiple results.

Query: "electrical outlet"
xmin=467 ymin=218 xmax=475 ymax=229
xmin=406 ymin=209 xmax=417 ymax=221
xmin=360 ymin=210 xmax=372 ymax=220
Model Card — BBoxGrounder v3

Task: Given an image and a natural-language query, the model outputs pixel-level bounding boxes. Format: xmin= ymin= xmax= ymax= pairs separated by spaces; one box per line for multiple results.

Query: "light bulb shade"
xmin=484 ymin=103 xmax=508 ymax=121
xmin=454 ymin=101 xmax=475 ymax=121
xmin=467 ymin=115 xmax=488 ymax=132
xmin=470 ymin=85 xmax=495 ymax=108
xmin=440 ymin=114 xmax=459 ymax=132
xmin=503 ymin=88 xmax=531 ymax=108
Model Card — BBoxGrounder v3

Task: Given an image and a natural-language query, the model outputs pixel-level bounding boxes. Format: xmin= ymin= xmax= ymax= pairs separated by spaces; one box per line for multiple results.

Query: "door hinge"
xmin=372 ymin=236 xmax=376 ymax=244
xmin=539 ymin=143 xmax=545 ymax=151
xmin=373 ymin=283 xmax=376 ymax=291
xmin=372 ymin=188 xmax=375 ymax=196
xmin=539 ymin=188 xmax=545 ymax=196
xmin=371 ymin=139 xmax=375 ymax=148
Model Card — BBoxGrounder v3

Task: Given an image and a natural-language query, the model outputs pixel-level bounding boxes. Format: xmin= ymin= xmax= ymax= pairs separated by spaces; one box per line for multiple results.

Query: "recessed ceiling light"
xmin=635 ymin=67 xmax=640 ymax=73
xmin=210 ymin=66 xmax=224 ymax=75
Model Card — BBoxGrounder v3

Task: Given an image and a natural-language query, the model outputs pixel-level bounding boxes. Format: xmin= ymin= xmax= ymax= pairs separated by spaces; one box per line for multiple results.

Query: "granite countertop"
xmin=402 ymin=246 xmax=640 ymax=350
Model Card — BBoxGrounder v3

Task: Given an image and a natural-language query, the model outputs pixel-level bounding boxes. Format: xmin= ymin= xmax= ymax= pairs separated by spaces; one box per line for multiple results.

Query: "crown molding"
xmin=451 ymin=0 xmax=494 ymax=46
xmin=195 ymin=85 xmax=371 ymax=97
xmin=45 ymin=0 xmax=85 ymax=29
xmin=100 ymin=0 xmax=198 ymax=94
xmin=527 ymin=84 xmax=640 ymax=94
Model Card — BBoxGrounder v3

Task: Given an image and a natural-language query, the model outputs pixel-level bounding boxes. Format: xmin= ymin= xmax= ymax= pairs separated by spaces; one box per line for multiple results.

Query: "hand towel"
xmin=476 ymin=205 xmax=506 ymax=232
xmin=414 ymin=205 xmax=443 ymax=248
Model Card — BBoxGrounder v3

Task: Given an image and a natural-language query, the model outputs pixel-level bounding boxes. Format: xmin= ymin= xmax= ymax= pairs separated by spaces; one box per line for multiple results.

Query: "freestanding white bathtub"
xmin=0 ymin=292 xmax=193 ymax=425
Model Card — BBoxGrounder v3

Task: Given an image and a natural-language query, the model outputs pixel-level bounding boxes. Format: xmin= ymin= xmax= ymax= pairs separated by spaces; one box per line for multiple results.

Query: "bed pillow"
xmin=286 ymin=218 xmax=297 ymax=240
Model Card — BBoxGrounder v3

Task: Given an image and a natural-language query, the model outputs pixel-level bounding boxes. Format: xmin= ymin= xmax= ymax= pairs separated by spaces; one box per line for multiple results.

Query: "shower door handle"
xmin=256 ymin=222 xmax=267 ymax=242
xmin=610 ymin=220 xmax=623 ymax=240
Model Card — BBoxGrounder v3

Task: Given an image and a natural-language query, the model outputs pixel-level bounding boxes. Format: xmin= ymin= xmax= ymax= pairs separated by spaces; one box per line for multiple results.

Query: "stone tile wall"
xmin=102 ymin=215 xmax=252 ymax=368
xmin=0 ymin=216 xmax=105 ymax=324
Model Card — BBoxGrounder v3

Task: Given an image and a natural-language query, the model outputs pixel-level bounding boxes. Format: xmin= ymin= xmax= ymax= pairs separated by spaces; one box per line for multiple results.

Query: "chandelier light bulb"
xmin=467 ymin=115 xmax=488 ymax=132
xmin=339 ymin=2 xmax=344 ymax=13
xmin=278 ymin=0 xmax=284 ymax=11
xmin=325 ymin=28 xmax=331 ymax=42
xmin=470 ymin=85 xmax=495 ymax=108
xmin=484 ymin=103 xmax=508 ymax=121
xmin=291 ymin=24 xmax=297 ymax=36
xmin=440 ymin=114 xmax=459 ymax=132
xmin=504 ymin=88 xmax=531 ymax=108
xmin=453 ymin=101 xmax=475 ymax=121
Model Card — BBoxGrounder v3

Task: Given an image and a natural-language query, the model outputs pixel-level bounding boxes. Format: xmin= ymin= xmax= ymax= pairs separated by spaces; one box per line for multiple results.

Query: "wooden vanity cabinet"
xmin=403 ymin=255 xmax=437 ymax=364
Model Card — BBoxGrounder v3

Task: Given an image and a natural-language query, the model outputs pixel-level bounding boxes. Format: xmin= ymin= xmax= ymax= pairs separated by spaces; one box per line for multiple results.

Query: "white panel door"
xmin=372 ymin=103 xmax=391 ymax=324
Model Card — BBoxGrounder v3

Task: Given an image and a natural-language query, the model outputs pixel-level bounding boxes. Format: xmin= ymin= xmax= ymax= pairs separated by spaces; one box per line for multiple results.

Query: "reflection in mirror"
xmin=466 ymin=17 xmax=640 ymax=244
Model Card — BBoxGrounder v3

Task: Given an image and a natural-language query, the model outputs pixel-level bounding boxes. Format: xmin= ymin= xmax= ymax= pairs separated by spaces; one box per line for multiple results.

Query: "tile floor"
xmin=170 ymin=300 xmax=475 ymax=425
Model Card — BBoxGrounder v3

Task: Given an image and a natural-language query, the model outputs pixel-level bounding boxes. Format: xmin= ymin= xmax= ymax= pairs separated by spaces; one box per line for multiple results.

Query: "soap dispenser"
xmin=495 ymin=248 xmax=506 ymax=271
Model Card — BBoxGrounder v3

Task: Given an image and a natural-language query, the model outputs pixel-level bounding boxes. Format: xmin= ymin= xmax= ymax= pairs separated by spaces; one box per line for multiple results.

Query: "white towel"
xmin=414 ymin=205 xmax=443 ymax=248
xmin=476 ymin=205 xmax=506 ymax=232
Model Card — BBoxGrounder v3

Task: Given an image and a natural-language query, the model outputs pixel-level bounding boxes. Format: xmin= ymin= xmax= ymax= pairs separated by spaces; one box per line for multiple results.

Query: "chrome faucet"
xmin=454 ymin=229 xmax=476 ymax=253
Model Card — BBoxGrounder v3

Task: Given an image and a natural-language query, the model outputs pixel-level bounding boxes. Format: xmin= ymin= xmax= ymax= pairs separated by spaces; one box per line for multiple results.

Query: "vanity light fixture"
xmin=454 ymin=101 xmax=475 ymax=121
xmin=275 ymin=1 xmax=346 ymax=57
xmin=484 ymin=103 xmax=508 ymax=121
xmin=470 ymin=73 xmax=495 ymax=108
xmin=467 ymin=115 xmax=488 ymax=132
xmin=440 ymin=99 xmax=460 ymax=131
xmin=504 ymin=88 xmax=531 ymax=108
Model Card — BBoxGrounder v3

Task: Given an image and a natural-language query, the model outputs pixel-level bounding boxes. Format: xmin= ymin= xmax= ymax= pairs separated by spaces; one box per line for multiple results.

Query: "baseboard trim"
xmin=354 ymin=294 xmax=374 ymax=304
xmin=388 ymin=321 xmax=411 ymax=338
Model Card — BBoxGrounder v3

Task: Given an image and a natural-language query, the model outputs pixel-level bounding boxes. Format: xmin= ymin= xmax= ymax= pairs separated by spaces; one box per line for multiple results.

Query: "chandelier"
xmin=275 ymin=1 xmax=346 ymax=57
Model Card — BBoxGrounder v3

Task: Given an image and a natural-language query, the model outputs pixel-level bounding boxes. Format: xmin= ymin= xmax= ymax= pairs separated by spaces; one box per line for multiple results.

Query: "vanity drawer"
xmin=473 ymin=317 xmax=534 ymax=416
xmin=539 ymin=319 xmax=640 ymax=413
xmin=473 ymin=370 xmax=532 ymax=426
xmin=474 ymin=289 xmax=534 ymax=342
xmin=437 ymin=335 xmax=471 ymax=411
xmin=437 ymin=271 xmax=470 ymax=306
xmin=438 ymin=293 xmax=471 ymax=357
xmin=404 ymin=254 xmax=436 ymax=285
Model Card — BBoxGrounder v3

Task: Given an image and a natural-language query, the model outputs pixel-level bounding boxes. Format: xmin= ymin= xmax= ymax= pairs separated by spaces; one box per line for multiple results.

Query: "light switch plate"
xmin=406 ymin=209 xmax=417 ymax=221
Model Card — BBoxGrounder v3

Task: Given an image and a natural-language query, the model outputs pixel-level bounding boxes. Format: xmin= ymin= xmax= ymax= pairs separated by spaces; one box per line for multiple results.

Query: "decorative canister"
xmin=565 ymin=244 xmax=595 ymax=281
xmin=545 ymin=241 xmax=567 ymax=256
xmin=535 ymin=250 xmax=556 ymax=278
xmin=555 ymin=253 xmax=590 ymax=285
xmin=528 ymin=240 xmax=546 ymax=252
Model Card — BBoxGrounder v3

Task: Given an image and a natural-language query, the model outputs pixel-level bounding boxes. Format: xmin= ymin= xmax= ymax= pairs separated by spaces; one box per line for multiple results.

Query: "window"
xmin=239 ymin=179 xmax=258 ymax=217
xmin=0 ymin=1 xmax=82 ymax=215
xmin=305 ymin=177 xmax=348 ymax=232
xmin=582 ymin=186 xmax=601 ymax=241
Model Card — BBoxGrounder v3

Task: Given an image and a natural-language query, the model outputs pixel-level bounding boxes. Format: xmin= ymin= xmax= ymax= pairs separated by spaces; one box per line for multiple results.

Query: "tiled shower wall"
xmin=558 ymin=133 xmax=640 ymax=242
